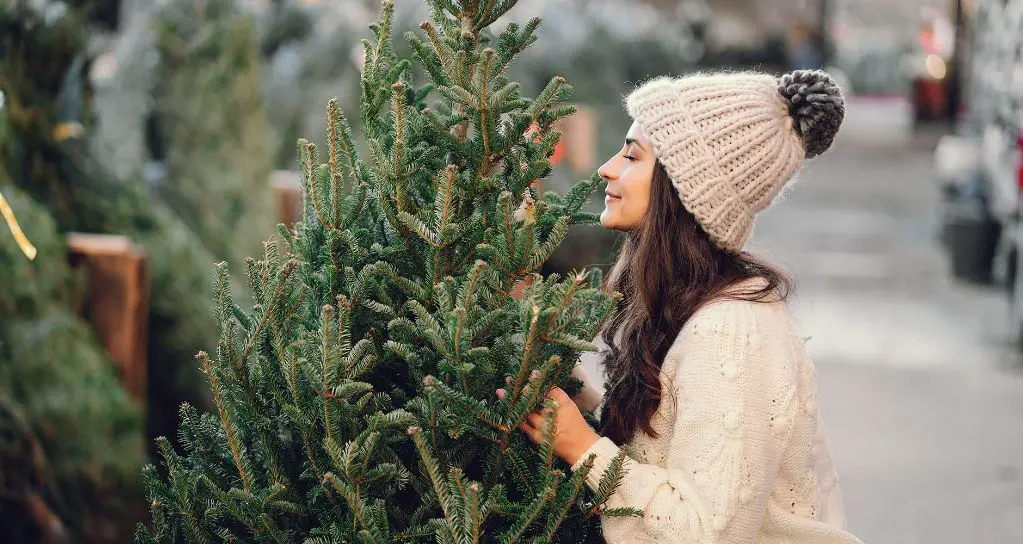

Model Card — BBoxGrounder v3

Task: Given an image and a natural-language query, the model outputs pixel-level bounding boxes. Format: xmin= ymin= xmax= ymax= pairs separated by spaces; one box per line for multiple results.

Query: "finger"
xmin=525 ymin=411 xmax=546 ymax=429
xmin=518 ymin=421 xmax=539 ymax=443
xmin=495 ymin=388 xmax=506 ymax=400
xmin=546 ymin=386 xmax=570 ymax=403
xmin=539 ymin=395 xmax=560 ymax=413
xmin=505 ymin=376 xmax=511 ymax=385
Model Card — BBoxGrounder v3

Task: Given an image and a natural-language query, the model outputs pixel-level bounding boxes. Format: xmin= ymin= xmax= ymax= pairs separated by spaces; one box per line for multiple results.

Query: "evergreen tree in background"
xmin=0 ymin=4 xmax=148 ymax=540
xmin=90 ymin=0 xmax=277 ymax=275
xmin=0 ymin=0 xmax=233 ymax=458
xmin=148 ymin=0 xmax=276 ymax=267
xmin=139 ymin=1 xmax=638 ymax=542
xmin=0 ymin=185 xmax=145 ymax=543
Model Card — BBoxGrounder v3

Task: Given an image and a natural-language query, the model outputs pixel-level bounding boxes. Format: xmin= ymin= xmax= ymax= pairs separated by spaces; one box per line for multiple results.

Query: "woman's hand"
xmin=496 ymin=385 xmax=600 ymax=466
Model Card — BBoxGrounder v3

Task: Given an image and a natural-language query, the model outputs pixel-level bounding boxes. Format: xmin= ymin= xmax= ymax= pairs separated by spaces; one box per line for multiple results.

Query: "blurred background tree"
xmin=90 ymin=0 xmax=276 ymax=268
xmin=0 ymin=2 xmax=275 ymax=539
xmin=0 ymin=185 xmax=145 ymax=543
xmin=0 ymin=0 xmax=219 ymax=463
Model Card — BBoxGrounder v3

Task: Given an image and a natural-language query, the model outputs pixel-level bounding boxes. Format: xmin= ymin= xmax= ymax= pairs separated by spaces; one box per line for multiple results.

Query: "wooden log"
xmin=66 ymin=233 xmax=149 ymax=403
xmin=270 ymin=170 xmax=303 ymax=225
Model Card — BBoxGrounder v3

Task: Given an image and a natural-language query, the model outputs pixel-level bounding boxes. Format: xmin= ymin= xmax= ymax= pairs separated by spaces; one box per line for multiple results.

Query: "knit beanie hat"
xmin=625 ymin=69 xmax=845 ymax=253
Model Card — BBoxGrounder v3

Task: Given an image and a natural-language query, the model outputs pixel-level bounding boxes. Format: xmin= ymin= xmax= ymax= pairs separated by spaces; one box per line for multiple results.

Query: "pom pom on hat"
xmin=777 ymin=69 xmax=845 ymax=158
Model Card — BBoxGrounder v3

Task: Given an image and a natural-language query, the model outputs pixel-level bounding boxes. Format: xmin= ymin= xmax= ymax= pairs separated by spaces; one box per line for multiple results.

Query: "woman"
xmin=497 ymin=70 xmax=863 ymax=543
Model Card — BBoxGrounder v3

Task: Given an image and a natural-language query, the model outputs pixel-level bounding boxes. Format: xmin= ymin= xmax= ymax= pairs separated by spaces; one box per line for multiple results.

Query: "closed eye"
xmin=623 ymin=144 xmax=639 ymax=161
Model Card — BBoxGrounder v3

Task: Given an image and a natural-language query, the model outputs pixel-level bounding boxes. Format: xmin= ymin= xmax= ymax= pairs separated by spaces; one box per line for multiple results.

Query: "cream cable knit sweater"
xmin=571 ymin=293 xmax=863 ymax=544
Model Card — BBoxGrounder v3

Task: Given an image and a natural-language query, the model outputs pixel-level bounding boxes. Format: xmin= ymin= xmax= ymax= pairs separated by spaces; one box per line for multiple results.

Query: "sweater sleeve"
xmin=570 ymin=300 xmax=798 ymax=543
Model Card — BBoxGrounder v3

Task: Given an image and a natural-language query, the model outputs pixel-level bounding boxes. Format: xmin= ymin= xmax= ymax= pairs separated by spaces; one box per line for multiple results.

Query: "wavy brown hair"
xmin=598 ymin=162 xmax=792 ymax=444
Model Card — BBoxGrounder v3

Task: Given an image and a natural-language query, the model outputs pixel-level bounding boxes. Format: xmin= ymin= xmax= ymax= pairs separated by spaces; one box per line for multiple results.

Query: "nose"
xmin=598 ymin=158 xmax=615 ymax=182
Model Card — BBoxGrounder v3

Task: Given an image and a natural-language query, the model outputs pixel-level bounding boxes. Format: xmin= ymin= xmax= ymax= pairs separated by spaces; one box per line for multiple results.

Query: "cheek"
xmin=622 ymin=174 xmax=652 ymax=218
xmin=623 ymin=197 xmax=647 ymax=227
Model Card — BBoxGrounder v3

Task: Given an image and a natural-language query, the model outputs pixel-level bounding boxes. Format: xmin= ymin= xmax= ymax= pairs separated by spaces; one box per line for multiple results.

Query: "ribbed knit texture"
xmin=625 ymin=72 xmax=835 ymax=253
xmin=572 ymin=284 xmax=863 ymax=543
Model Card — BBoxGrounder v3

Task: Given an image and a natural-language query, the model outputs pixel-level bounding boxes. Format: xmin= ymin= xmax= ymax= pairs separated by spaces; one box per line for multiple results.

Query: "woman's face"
xmin=598 ymin=121 xmax=656 ymax=231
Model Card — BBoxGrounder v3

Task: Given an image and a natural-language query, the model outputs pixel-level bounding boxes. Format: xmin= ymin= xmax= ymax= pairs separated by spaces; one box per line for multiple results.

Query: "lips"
xmin=604 ymin=190 xmax=621 ymax=199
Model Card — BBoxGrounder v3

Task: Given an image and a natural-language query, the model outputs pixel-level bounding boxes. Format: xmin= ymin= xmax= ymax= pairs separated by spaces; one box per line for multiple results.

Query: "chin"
xmin=599 ymin=212 xmax=627 ymax=231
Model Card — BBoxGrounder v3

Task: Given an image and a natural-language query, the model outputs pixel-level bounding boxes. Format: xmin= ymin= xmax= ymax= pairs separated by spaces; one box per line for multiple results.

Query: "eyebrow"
xmin=625 ymin=137 xmax=646 ymax=151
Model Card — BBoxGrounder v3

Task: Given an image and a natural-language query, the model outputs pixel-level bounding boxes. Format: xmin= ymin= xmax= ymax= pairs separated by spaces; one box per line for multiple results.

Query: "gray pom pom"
xmin=777 ymin=70 xmax=845 ymax=158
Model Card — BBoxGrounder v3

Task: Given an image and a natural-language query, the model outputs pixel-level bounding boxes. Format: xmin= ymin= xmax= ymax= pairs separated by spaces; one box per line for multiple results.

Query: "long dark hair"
xmin=599 ymin=161 xmax=792 ymax=444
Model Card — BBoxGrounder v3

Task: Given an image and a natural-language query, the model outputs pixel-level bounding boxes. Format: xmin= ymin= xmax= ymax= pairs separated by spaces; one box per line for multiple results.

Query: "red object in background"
xmin=1016 ymin=133 xmax=1023 ymax=191
xmin=525 ymin=122 xmax=564 ymax=166
xmin=918 ymin=27 xmax=937 ymax=55
xmin=912 ymin=77 xmax=948 ymax=122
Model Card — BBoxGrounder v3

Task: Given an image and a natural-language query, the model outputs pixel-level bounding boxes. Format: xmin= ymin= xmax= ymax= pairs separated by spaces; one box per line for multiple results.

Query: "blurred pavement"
xmin=579 ymin=97 xmax=1023 ymax=543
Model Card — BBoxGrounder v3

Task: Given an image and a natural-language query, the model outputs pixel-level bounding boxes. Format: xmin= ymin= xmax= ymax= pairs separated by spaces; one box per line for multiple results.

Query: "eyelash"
xmin=624 ymin=154 xmax=636 ymax=161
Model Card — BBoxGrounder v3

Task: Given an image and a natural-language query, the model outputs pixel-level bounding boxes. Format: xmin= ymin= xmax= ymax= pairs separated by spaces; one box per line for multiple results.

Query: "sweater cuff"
xmin=570 ymin=436 xmax=627 ymax=492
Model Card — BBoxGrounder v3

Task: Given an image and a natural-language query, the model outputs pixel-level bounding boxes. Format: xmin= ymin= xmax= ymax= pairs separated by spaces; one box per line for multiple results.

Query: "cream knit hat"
xmin=625 ymin=69 xmax=845 ymax=253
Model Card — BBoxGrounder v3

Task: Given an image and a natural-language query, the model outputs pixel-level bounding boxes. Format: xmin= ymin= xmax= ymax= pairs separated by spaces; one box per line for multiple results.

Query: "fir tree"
xmin=0 ymin=3 xmax=149 ymax=540
xmin=0 ymin=0 xmax=229 ymax=455
xmin=139 ymin=1 xmax=639 ymax=542
xmin=0 ymin=186 xmax=145 ymax=542
xmin=149 ymin=0 xmax=276 ymax=267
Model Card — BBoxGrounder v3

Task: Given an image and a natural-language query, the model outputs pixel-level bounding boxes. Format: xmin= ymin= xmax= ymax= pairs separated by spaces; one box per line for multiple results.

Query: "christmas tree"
xmin=148 ymin=0 xmax=276 ymax=267
xmin=0 ymin=185 xmax=146 ymax=543
xmin=0 ymin=3 xmax=149 ymax=540
xmin=139 ymin=1 xmax=637 ymax=542
xmin=0 ymin=0 xmax=237 ymax=454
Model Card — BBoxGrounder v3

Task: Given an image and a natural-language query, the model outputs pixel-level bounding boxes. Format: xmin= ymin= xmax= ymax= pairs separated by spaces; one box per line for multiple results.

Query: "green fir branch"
xmin=197 ymin=352 xmax=253 ymax=494
xmin=497 ymin=485 xmax=554 ymax=544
